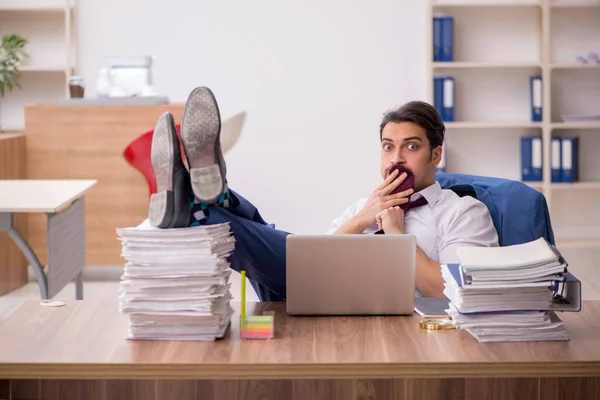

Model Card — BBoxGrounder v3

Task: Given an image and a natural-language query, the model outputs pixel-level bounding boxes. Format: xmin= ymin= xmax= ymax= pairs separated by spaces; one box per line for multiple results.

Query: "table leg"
xmin=47 ymin=198 xmax=86 ymax=300
xmin=0 ymin=212 xmax=49 ymax=299
xmin=75 ymin=271 xmax=83 ymax=300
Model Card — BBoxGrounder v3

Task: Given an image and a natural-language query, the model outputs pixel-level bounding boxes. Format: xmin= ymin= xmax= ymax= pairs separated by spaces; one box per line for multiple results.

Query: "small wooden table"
xmin=1 ymin=301 xmax=599 ymax=400
xmin=0 ymin=180 xmax=96 ymax=299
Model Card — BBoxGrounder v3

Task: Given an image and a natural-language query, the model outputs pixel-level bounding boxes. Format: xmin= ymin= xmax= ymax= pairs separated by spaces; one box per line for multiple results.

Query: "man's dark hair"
xmin=379 ymin=101 xmax=445 ymax=149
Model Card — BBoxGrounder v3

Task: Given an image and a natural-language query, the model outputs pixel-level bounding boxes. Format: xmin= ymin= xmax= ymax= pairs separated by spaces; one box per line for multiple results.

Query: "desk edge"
xmin=1 ymin=362 xmax=600 ymax=380
xmin=0 ymin=180 xmax=97 ymax=213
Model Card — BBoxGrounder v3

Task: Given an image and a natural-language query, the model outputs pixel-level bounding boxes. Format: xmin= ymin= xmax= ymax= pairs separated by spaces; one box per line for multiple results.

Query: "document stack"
xmin=116 ymin=220 xmax=236 ymax=341
xmin=442 ymin=238 xmax=581 ymax=343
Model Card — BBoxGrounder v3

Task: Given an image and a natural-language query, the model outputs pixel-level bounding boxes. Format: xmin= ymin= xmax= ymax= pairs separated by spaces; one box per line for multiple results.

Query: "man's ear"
xmin=431 ymin=145 xmax=442 ymax=167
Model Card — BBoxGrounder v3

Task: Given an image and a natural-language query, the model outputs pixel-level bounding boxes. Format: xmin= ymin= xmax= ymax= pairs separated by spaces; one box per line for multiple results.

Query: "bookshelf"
xmin=0 ymin=0 xmax=76 ymax=131
xmin=427 ymin=0 xmax=600 ymax=250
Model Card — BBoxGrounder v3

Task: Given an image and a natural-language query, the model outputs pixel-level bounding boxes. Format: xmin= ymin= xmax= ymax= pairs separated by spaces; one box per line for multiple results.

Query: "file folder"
xmin=446 ymin=264 xmax=582 ymax=313
xmin=442 ymin=77 xmax=455 ymax=122
xmin=433 ymin=17 xmax=442 ymax=61
xmin=551 ymin=137 xmax=562 ymax=183
xmin=441 ymin=16 xmax=454 ymax=62
xmin=530 ymin=76 xmax=543 ymax=122
xmin=520 ymin=137 xmax=532 ymax=181
xmin=434 ymin=77 xmax=443 ymax=117
xmin=561 ymin=137 xmax=579 ymax=183
xmin=521 ymin=137 xmax=543 ymax=181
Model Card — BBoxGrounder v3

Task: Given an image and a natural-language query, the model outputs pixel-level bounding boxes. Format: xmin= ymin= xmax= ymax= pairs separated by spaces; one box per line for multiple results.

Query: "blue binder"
xmin=441 ymin=76 xmax=455 ymax=122
xmin=551 ymin=137 xmax=562 ymax=183
xmin=521 ymin=136 xmax=543 ymax=182
xmin=445 ymin=264 xmax=582 ymax=313
xmin=561 ymin=137 xmax=579 ymax=183
xmin=433 ymin=17 xmax=442 ymax=61
xmin=530 ymin=76 xmax=543 ymax=122
xmin=441 ymin=16 xmax=454 ymax=62
xmin=434 ymin=77 xmax=443 ymax=117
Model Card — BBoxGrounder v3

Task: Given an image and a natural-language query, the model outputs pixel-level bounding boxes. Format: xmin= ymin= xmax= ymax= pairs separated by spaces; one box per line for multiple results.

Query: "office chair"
xmin=122 ymin=124 xmax=186 ymax=198
xmin=436 ymin=172 xmax=555 ymax=247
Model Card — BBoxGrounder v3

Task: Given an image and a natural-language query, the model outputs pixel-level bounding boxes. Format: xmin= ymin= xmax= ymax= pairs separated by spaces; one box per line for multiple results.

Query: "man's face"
xmin=380 ymin=122 xmax=442 ymax=192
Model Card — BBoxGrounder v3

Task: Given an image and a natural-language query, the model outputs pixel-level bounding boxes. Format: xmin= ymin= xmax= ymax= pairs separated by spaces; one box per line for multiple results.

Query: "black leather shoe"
xmin=180 ymin=86 xmax=227 ymax=205
xmin=148 ymin=112 xmax=192 ymax=228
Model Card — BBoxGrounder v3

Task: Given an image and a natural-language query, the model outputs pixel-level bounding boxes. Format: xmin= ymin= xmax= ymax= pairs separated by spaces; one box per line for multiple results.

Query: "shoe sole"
xmin=181 ymin=87 xmax=225 ymax=204
xmin=149 ymin=112 xmax=177 ymax=228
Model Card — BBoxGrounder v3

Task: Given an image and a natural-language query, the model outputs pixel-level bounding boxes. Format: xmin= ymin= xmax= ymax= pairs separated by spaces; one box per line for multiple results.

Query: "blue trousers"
xmin=204 ymin=189 xmax=290 ymax=302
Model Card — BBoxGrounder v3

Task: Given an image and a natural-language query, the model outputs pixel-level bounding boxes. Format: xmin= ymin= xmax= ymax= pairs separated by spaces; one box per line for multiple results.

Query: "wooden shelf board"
xmin=551 ymin=122 xmax=600 ymax=130
xmin=434 ymin=62 xmax=541 ymax=69
xmin=551 ymin=63 xmax=600 ymax=69
xmin=445 ymin=122 xmax=543 ymax=129
xmin=550 ymin=1 xmax=600 ymax=8
xmin=0 ymin=6 xmax=70 ymax=11
xmin=433 ymin=1 xmax=541 ymax=7
xmin=19 ymin=65 xmax=69 ymax=72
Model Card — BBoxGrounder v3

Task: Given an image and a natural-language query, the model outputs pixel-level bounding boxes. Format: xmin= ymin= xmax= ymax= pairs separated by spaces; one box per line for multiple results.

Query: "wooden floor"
xmin=0 ymin=267 xmax=259 ymax=324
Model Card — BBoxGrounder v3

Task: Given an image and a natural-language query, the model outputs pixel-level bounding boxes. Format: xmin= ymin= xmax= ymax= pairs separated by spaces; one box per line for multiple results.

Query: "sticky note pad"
xmin=240 ymin=314 xmax=274 ymax=340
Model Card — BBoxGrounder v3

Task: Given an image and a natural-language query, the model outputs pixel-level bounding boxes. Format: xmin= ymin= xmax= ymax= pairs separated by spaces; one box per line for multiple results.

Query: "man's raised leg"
xmin=148 ymin=86 xmax=290 ymax=301
xmin=200 ymin=190 xmax=290 ymax=302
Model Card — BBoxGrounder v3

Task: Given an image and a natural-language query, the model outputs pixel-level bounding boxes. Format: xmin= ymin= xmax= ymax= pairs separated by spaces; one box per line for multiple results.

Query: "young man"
xmin=327 ymin=103 xmax=499 ymax=296
xmin=148 ymin=86 xmax=498 ymax=301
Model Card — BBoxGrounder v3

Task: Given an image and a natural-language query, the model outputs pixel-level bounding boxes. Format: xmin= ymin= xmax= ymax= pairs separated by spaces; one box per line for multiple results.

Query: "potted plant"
xmin=0 ymin=34 xmax=28 ymax=132
xmin=0 ymin=34 xmax=28 ymax=97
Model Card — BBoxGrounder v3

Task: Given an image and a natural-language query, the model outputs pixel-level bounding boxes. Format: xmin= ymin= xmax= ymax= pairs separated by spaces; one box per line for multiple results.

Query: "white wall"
xmin=77 ymin=0 xmax=428 ymax=233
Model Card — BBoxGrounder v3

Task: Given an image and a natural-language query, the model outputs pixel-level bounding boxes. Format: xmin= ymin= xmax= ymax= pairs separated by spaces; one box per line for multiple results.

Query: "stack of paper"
xmin=442 ymin=238 xmax=580 ymax=343
xmin=446 ymin=304 xmax=568 ymax=343
xmin=116 ymin=219 xmax=236 ymax=341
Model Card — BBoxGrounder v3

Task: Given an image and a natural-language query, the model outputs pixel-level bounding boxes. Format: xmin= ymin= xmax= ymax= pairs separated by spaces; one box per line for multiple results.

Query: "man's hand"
xmin=376 ymin=206 xmax=406 ymax=234
xmin=351 ymin=169 xmax=413 ymax=231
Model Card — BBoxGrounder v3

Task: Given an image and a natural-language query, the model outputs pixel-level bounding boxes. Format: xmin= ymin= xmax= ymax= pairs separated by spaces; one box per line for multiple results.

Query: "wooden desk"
xmin=0 ymin=133 xmax=28 ymax=295
xmin=1 ymin=301 xmax=599 ymax=400
xmin=0 ymin=180 xmax=96 ymax=300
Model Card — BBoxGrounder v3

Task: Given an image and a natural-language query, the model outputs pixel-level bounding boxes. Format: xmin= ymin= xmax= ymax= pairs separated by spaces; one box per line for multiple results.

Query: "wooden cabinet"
xmin=0 ymin=133 xmax=28 ymax=295
xmin=25 ymin=105 xmax=184 ymax=266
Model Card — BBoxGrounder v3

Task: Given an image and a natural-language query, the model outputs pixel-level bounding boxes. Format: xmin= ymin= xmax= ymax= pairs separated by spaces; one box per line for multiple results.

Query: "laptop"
xmin=285 ymin=234 xmax=416 ymax=315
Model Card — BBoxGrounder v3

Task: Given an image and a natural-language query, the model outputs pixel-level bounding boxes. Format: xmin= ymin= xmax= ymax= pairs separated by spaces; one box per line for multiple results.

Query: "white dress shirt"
xmin=327 ymin=181 xmax=499 ymax=264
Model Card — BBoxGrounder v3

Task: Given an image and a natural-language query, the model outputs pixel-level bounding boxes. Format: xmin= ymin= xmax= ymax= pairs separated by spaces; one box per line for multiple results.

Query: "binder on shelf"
xmin=520 ymin=136 xmax=543 ymax=182
xmin=440 ymin=16 xmax=454 ymax=62
xmin=551 ymin=137 xmax=562 ymax=183
xmin=442 ymin=76 xmax=455 ymax=122
xmin=561 ymin=137 xmax=579 ymax=183
xmin=434 ymin=77 xmax=444 ymax=117
xmin=530 ymin=76 xmax=543 ymax=122
xmin=436 ymin=140 xmax=446 ymax=173
xmin=433 ymin=17 xmax=442 ymax=61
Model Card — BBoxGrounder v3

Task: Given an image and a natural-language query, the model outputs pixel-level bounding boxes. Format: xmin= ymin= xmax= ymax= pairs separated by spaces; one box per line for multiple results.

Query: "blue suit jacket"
xmin=435 ymin=173 xmax=555 ymax=247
